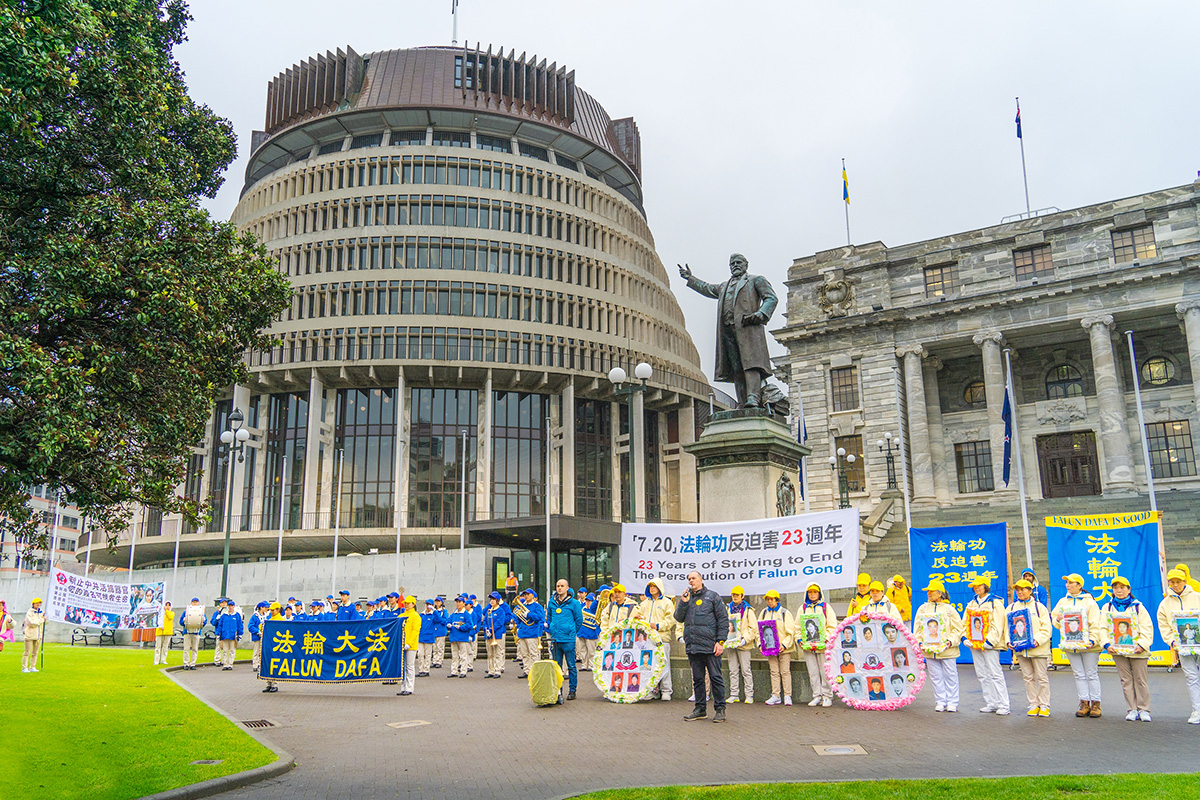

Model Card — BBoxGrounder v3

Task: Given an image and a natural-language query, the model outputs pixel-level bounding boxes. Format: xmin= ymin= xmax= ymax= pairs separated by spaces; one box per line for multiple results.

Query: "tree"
xmin=0 ymin=0 xmax=292 ymax=558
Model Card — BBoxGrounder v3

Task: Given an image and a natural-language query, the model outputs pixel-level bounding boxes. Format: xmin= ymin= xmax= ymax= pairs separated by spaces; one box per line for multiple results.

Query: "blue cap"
xmin=522 ymin=589 xmax=537 ymax=599
xmin=488 ymin=591 xmax=503 ymax=601
xmin=425 ymin=598 xmax=434 ymax=605
xmin=288 ymin=596 xmax=297 ymax=601
xmin=469 ymin=594 xmax=477 ymax=600
xmin=191 ymin=597 xmax=200 ymax=602
xmin=226 ymin=599 xmax=234 ymax=605
xmin=586 ymin=592 xmax=596 ymax=601
xmin=256 ymin=601 xmax=269 ymax=609
xmin=339 ymin=589 xmax=349 ymax=596
xmin=455 ymin=595 xmax=466 ymax=602
xmin=326 ymin=594 xmax=334 ymax=599
xmin=599 ymin=584 xmax=611 ymax=592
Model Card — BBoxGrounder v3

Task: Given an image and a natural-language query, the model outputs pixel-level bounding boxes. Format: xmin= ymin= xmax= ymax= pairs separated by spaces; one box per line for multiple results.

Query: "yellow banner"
xmin=1052 ymin=647 xmax=1174 ymax=668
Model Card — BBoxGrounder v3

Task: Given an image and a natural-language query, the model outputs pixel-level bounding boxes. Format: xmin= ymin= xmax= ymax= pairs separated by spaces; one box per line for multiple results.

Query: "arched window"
xmin=1046 ymin=365 xmax=1083 ymax=399
xmin=1141 ymin=356 xmax=1175 ymax=386
xmin=963 ymin=381 xmax=987 ymax=408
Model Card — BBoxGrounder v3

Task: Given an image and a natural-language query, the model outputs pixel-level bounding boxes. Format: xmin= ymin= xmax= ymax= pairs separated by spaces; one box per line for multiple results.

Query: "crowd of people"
xmin=7 ymin=562 xmax=1200 ymax=726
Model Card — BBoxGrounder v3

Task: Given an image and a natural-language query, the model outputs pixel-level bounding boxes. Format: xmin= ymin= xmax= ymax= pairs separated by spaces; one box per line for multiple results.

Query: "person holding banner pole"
xmin=153 ymin=602 xmax=175 ymax=666
xmin=1099 ymin=577 xmax=1153 ymax=721
xmin=965 ymin=576 xmax=1010 ymax=715
xmin=1007 ymin=579 xmax=1052 ymax=717
xmin=1157 ymin=569 xmax=1200 ymax=724
xmin=916 ymin=581 xmax=962 ymax=712
xmin=261 ymin=603 xmax=283 ymax=693
xmin=1052 ymin=574 xmax=1103 ymax=718
xmin=397 ymin=596 xmax=421 ymax=695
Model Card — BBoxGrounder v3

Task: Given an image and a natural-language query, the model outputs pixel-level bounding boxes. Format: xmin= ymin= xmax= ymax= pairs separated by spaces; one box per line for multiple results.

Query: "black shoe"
xmin=448 ymin=673 xmax=458 ymax=678
xmin=567 ymin=691 xmax=576 ymax=700
xmin=684 ymin=708 xmax=708 ymax=721
xmin=519 ymin=673 xmax=527 ymax=679
xmin=432 ymin=664 xmax=441 ymax=668
xmin=262 ymin=686 xmax=273 ymax=693
xmin=459 ymin=674 xmax=468 ymax=678
xmin=713 ymin=709 xmax=726 ymax=723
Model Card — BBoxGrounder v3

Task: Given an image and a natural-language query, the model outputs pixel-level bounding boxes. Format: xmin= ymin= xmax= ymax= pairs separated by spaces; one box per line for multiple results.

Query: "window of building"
xmin=335 ymin=388 xmax=397 ymax=528
xmin=476 ymin=134 xmax=511 ymax=153
xmin=1045 ymin=364 xmax=1084 ymax=399
xmin=643 ymin=409 xmax=661 ymax=523
xmin=830 ymin=366 xmax=860 ymax=412
xmin=955 ymin=441 xmax=995 ymax=493
xmin=1146 ymin=420 xmax=1197 ymax=479
xmin=390 ymin=131 xmax=426 ymax=146
xmin=431 ymin=131 xmax=470 ymax=148
xmin=453 ymin=55 xmax=475 ymax=89
xmin=317 ymin=141 xmax=343 ymax=156
xmin=519 ymin=143 xmax=550 ymax=163
xmin=1140 ymin=356 xmax=1176 ymax=386
xmin=924 ymin=264 xmax=960 ymax=297
xmin=409 ymin=388 xmax=478 ymax=527
xmin=574 ymin=399 xmax=612 ymax=520
xmin=1112 ymin=225 xmax=1156 ymax=263
xmin=834 ymin=435 xmax=865 ymax=492
xmin=350 ymin=134 xmax=382 ymax=150
xmin=491 ymin=392 xmax=547 ymax=518
xmin=963 ymin=381 xmax=987 ymax=408
xmin=554 ymin=153 xmax=578 ymax=171
xmin=264 ymin=391 xmax=308 ymax=530
xmin=1014 ymin=244 xmax=1053 ymax=281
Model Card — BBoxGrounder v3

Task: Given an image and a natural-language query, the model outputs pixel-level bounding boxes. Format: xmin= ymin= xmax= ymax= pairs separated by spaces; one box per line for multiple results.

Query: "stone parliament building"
xmin=777 ymin=179 xmax=1200 ymax=582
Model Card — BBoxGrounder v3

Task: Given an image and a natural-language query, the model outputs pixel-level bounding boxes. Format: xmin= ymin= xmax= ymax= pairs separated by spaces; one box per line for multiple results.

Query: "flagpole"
xmin=842 ymin=158 xmax=851 ymax=245
xmin=795 ymin=390 xmax=810 ymax=513
xmin=452 ymin=0 xmax=459 ymax=45
xmin=1124 ymin=330 xmax=1165 ymax=582
xmin=275 ymin=455 xmax=287 ymax=603
xmin=1016 ymin=97 xmax=1030 ymax=214
xmin=1003 ymin=348 xmax=1033 ymax=569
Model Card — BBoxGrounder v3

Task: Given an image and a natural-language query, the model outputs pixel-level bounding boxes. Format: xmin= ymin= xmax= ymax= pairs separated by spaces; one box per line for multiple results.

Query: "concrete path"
xmin=175 ymin=660 xmax=1200 ymax=800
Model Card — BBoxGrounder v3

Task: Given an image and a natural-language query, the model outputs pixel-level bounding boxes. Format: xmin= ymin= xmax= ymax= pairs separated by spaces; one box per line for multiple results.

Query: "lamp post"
xmin=828 ymin=447 xmax=857 ymax=509
xmin=876 ymin=433 xmax=900 ymax=490
xmin=608 ymin=361 xmax=652 ymax=523
xmin=218 ymin=407 xmax=250 ymax=598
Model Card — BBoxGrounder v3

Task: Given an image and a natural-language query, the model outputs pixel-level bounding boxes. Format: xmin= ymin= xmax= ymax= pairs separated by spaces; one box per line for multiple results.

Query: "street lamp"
xmin=828 ymin=446 xmax=857 ymax=509
xmin=218 ymin=407 xmax=250 ymax=598
xmin=876 ymin=432 xmax=900 ymax=490
xmin=608 ymin=361 xmax=652 ymax=523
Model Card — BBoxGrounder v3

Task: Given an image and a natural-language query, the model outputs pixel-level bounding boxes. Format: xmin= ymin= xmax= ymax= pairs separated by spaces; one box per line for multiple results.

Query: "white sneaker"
xmin=30 ymin=668 xmax=38 ymax=673
xmin=979 ymin=705 xmax=996 ymax=713
xmin=688 ymin=694 xmax=695 ymax=702
xmin=765 ymin=695 xmax=782 ymax=705
xmin=784 ymin=695 xmax=793 ymax=706
xmin=995 ymin=708 xmax=1011 ymax=716
xmin=808 ymin=697 xmax=822 ymax=707
xmin=1139 ymin=711 xmax=1152 ymax=721
xmin=821 ymin=697 xmax=832 ymax=707
xmin=728 ymin=697 xmax=739 ymax=703
xmin=745 ymin=698 xmax=753 ymax=705
xmin=946 ymin=704 xmax=958 ymax=712
xmin=21 ymin=668 xmax=29 ymax=673
xmin=934 ymin=702 xmax=945 ymax=712
xmin=1188 ymin=711 xmax=1200 ymax=725
xmin=1125 ymin=710 xmax=1138 ymax=721
xmin=661 ymin=694 xmax=671 ymax=701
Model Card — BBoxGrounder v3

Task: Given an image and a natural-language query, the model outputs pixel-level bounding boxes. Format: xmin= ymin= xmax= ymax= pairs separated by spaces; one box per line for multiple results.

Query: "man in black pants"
xmin=673 ymin=570 xmax=730 ymax=722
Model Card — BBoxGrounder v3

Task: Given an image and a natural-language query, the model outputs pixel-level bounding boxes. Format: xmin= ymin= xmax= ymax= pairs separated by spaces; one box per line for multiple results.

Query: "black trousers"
xmin=688 ymin=651 xmax=726 ymax=712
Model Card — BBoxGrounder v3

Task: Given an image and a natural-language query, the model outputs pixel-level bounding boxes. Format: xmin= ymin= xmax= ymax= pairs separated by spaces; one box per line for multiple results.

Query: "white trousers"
xmin=1178 ymin=653 xmax=1200 ymax=712
xmin=1065 ymin=650 xmax=1102 ymax=701
xmin=927 ymin=657 xmax=960 ymax=706
xmin=217 ymin=639 xmax=237 ymax=667
xmin=450 ymin=641 xmax=472 ymax=675
xmin=576 ymin=637 xmax=597 ymax=670
xmin=401 ymin=649 xmax=417 ymax=693
xmin=970 ymin=649 xmax=1009 ymax=710
xmin=726 ymin=648 xmax=753 ymax=700
xmin=516 ymin=637 xmax=541 ymax=672
xmin=803 ymin=649 xmax=832 ymax=700
xmin=433 ymin=636 xmax=446 ymax=665
xmin=154 ymin=634 xmax=172 ymax=664
xmin=182 ymin=633 xmax=201 ymax=666
xmin=655 ymin=646 xmax=673 ymax=698
xmin=418 ymin=642 xmax=435 ymax=673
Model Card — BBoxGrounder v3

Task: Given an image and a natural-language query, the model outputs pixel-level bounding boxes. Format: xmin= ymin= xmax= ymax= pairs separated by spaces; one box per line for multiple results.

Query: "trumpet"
xmin=512 ymin=596 xmax=532 ymax=627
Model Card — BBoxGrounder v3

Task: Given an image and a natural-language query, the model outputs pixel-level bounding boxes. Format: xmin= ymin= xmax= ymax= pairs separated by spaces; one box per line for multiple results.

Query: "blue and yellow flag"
xmin=842 ymin=165 xmax=850 ymax=205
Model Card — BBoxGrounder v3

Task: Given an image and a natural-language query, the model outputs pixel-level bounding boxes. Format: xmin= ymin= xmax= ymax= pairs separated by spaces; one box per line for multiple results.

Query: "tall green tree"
xmin=0 ymin=0 xmax=292 ymax=556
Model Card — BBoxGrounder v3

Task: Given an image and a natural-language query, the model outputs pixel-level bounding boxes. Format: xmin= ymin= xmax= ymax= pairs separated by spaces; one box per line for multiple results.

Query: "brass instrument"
xmin=588 ymin=587 xmax=612 ymax=630
xmin=512 ymin=596 xmax=532 ymax=627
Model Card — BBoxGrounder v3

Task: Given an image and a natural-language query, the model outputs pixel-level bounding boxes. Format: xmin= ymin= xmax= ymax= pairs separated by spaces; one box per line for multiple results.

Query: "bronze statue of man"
xmin=679 ymin=253 xmax=778 ymax=409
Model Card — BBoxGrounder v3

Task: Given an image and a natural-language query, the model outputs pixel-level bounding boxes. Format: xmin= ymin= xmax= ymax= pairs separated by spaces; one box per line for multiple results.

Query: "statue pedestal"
xmin=683 ymin=411 xmax=810 ymax=523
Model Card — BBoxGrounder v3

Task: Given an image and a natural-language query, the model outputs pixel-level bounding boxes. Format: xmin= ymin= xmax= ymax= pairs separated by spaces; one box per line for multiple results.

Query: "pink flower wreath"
xmin=824 ymin=611 xmax=926 ymax=710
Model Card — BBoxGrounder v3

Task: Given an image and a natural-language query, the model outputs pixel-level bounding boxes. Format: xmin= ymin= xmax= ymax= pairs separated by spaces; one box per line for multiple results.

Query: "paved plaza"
xmin=169 ymin=658 xmax=1200 ymax=800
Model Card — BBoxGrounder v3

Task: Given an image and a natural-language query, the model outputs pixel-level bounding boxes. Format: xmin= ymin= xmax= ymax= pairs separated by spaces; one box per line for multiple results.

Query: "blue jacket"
xmin=468 ymin=604 xmax=482 ymax=629
xmin=335 ymin=603 xmax=359 ymax=622
xmin=514 ymin=601 xmax=546 ymax=639
xmin=419 ymin=611 xmax=440 ymax=644
xmin=447 ymin=609 xmax=476 ymax=642
xmin=1011 ymin=568 xmax=1050 ymax=607
xmin=248 ymin=613 xmax=266 ymax=642
xmin=291 ymin=612 xmax=308 ymax=622
xmin=578 ymin=595 xmax=599 ymax=639
xmin=316 ymin=611 xmax=336 ymax=622
xmin=431 ymin=607 xmax=449 ymax=637
xmin=480 ymin=603 xmax=511 ymax=639
xmin=213 ymin=610 xmax=243 ymax=640
xmin=545 ymin=594 xmax=583 ymax=643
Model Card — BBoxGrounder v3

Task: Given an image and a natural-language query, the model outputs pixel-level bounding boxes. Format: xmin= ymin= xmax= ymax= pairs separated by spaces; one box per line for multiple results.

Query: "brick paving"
xmin=175 ymin=660 xmax=1200 ymax=800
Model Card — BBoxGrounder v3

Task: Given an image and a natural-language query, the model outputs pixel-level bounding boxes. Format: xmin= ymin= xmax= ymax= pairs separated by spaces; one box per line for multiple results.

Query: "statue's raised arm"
xmin=679 ymin=253 xmax=778 ymax=410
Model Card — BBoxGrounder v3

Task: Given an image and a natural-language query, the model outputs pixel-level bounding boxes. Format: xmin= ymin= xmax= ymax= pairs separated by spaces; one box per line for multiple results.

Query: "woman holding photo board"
xmin=1098 ymin=576 xmax=1153 ymax=721
xmin=1051 ymin=573 xmax=1103 ymax=718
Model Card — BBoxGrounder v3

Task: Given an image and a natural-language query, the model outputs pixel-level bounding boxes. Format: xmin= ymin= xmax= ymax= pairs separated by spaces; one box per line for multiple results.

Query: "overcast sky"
xmin=178 ymin=0 xmax=1200 ymax=388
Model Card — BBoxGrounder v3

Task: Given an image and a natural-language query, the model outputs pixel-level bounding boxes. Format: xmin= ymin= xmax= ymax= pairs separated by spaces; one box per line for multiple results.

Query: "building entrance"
xmin=1036 ymin=432 xmax=1101 ymax=498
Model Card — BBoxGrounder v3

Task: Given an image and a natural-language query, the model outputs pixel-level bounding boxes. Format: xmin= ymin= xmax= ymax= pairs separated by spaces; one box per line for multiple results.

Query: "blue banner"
xmin=260 ymin=618 xmax=405 ymax=684
xmin=909 ymin=522 xmax=1010 ymax=665
xmin=1045 ymin=512 xmax=1169 ymax=665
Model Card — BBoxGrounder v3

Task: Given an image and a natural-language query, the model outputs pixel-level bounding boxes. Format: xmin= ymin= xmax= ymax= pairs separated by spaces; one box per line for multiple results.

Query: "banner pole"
xmin=41 ymin=493 xmax=62 ymax=672
xmin=276 ymin=455 xmax=287 ymax=603
xmin=1125 ymin=330 xmax=1165 ymax=581
xmin=1004 ymin=349 xmax=1033 ymax=570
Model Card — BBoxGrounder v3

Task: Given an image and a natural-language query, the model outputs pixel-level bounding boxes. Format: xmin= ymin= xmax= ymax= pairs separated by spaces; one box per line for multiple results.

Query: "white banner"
xmin=620 ymin=509 xmax=859 ymax=597
xmin=45 ymin=567 xmax=164 ymax=629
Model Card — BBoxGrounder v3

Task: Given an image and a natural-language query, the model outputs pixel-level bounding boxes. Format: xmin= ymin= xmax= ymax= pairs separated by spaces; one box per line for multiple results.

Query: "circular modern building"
xmin=83 ymin=44 xmax=714 ymax=590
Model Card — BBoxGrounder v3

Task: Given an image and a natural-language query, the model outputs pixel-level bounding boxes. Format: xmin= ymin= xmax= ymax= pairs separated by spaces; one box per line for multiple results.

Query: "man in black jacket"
xmin=673 ymin=570 xmax=730 ymax=722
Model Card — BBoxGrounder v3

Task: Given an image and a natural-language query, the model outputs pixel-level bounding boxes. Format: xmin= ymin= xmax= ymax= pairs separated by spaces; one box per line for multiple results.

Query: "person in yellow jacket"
xmin=1172 ymin=563 xmax=1200 ymax=594
xmin=634 ymin=578 xmax=676 ymax=701
xmin=153 ymin=601 xmax=175 ymax=666
xmin=1098 ymin=576 xmax=1154 ymax=721
xmin=846 ymin=573 xmax=872 ymax=617
xmin=800 ymin=582 xmax=838 ymax=707
xmin=1006 ymin=578 xmax=1052 ymax=717
xmin=1052 ymin=573 xmax=1103 ymax=718
xmin=864 ymin=581 xmax=901 ymax=619
xmin=1157 ymin=568 xmax=1200 ymax=724
xmin=261 ymin=603 xmax=285 ymax=693
xmin=914 ymin=581 xmax=962 ymax=712
xmin=397 ymin=596 xmax=421 ymax=696
xmin=724 ymin=586 xmax=759 ymax=704
xmin=886 ymin=575 xmax=913 ymax=624
xmin=964 ymin=576 xmax=1010 ymax=715
xmin=599 ymin=583 xmax=637 ymax=639
xmin=21 ymin=598 xmax=46 ymax=673
xmin=758 ymin=589 xmax=796 ymax=706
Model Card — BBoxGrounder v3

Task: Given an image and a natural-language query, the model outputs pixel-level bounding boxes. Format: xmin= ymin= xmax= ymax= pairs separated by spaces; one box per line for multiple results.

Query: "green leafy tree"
xmin=0 ymin=0 xmax=292 ymax=558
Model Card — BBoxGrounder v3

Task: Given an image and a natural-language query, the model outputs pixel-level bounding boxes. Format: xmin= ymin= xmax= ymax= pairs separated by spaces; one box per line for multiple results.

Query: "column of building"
xmin=896 ymin=345 xmax=937 ymax=505
xmin=1081 ymin=314 xmax=1136 ymax=493
xmin=476 ymin=371 xmax=494 ymax=519
xmin=301 ymin=372 xmax=324 ymax=527
xmin=631 ymin=390 xmax=646 ymax=522
xmin=393 ymin=371 xmax=409 ymax=529
xmin=561 ymin=382 xmax=576 ymax=516
xmin=922 ymin=356 xmax=952 ymax=503
xmin=1176 ymin=302 xmax=1200 ymax=416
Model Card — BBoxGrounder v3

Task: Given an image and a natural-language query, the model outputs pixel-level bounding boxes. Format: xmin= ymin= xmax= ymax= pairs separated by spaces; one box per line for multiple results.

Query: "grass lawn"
xmin=2 ymin=643 xmax=274 ymax=800
xmin=574 ymin=774 xmax=1200 ymax=800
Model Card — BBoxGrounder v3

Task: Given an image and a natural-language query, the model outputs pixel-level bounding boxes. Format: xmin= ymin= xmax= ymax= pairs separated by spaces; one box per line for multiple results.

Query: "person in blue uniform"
xmin=447 ymin=595 xmax=476 ymax=677
xmin=481 ymin=591 xmax=512 ymax=677
xmin=431 ymin=597 xmax=449 ymax=668
xmin=513 ymin=589 xmax=546 ymax=677
xmin=336 ymin=590 xmax=359 ymax=621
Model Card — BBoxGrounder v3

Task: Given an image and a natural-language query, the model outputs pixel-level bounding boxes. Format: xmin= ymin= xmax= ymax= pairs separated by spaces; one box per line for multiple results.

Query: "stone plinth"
xmin=683 ymin=412 xmax=810 ymax=523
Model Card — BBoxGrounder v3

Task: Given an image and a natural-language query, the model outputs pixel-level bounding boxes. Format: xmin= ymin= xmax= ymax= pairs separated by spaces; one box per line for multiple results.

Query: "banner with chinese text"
xmin=1045 ymin=512 xmax=1169 ymax=666
xmin=45 ymin=567 xmax=163 ymax=629
xmin=909 ymin=523 xmax=1010 ymax=665
xmin=620 ymin=509 xmax=859 ymax=596
xmin=260 ymin=618 xmax=405 ymax=684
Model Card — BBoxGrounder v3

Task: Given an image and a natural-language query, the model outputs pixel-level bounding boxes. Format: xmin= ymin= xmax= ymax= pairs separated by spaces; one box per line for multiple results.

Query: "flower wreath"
xmin=824 ymin=611 xmax=926 ymax=710
xmin=592 ymin=617 xmax=666 ymax=704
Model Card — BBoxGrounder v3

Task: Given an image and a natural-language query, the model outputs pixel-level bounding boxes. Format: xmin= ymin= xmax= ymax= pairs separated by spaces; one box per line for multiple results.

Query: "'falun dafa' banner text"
xmin=260 ymin=618 xmax=405 ymax=684
xmin=1046 ymin=512 xmax=1170 ymax=666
